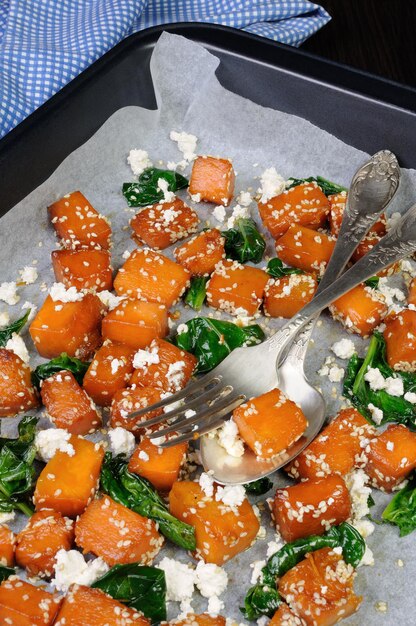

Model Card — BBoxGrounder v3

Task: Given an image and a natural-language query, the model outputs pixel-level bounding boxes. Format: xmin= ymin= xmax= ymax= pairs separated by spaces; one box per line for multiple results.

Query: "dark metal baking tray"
xmin=1 ymin=22 xmax=416 ymax=215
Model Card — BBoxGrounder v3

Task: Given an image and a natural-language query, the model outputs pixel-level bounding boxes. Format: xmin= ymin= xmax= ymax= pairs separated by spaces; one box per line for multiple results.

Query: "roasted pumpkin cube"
xmin=51 ymin=248 xmax=113 ymax=291
xmin=0 ymin=578 xmax=62 ymax=625
xmin=29 ymin=293 xmax=103 ymax=359
xmin=41 ymin=371 xmax=101 ymax=434
xmin=83 ymin=342 xmax=135 ymax=406
xmin=273 ymin=475 xmax=351 ymax=542
xmin=206 ymin=260 xmax=268 ymax=316
xmin=0 ymin=348 xmax=39 ymax=417
xmin=15 ymin=510 xmax=74 ymax=578
xmin=258 ymin=182 xmax=330 ymax=240
xmin=174 ymin=229 xmax=226 ymax=276
xmin=263 ymin=273 xmax=318 ymax=318
xmin=269 ymin=605 xmax=306 ymax=626
xmin=128 ymin=438 xmax=188 ymax=492
xmin=130 ymin=198 xmax=199 ymax=250
xmin=54 ymin=585 xmax=149 ymax=626
xmin=75 ymin=496 xmax=163 ymax=566
xmin=48 ymin=190 xmax=111 ymax=250
xmin=365 ymin=424 xmax=416 ymax=491
xmin=329 ymin=191 xmax=386 ymax=237
xmin=383 ymin=308 xmax=416 ymax=371
xmin=169 ymin=480 xmax=259 ymax=564
xmin=275 ymin=225 xmax=335 ymax=275
xmin=130 ymin=338 xmax=196 ymax=392
xmin=233 ymin=388 xmax=308 ymax=459
xmin=102 ymin=299 xmax=168 ymax=349
xmin=408 ymin=278 xmax=416 ymax=306
xmin=285 ymin=408 xmax=376 ymax=480
xmin=189 ymin=156 xmax=235 ymax=206
xmin=34 ymin=436 xmax=104 ymax=517
xmin=114 ymin=248 xmax=190 ymax=307
xmin=110 ymin=386 xmax=163 ymax=435
xmin=329 ymin=283 xmax=388 ymax=337
xmin=0 ymin=526 xmax=15 ymax=567
xmin=278 ymin=547 xmax=362 ymax=626
xmin=168 ymin=615 xmax=226 ymax=626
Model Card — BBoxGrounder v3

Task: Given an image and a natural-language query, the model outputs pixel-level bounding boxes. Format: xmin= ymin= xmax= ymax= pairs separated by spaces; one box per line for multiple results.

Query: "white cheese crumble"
xmin=0 ymin=282 xmax=19 ymax=305
xmin=215 ymin=484 xmax=246 ymax=508
xmin=318 ymin=357 xmax=344 ymax=382
xmin=217 ymin=419 xmax=245 ymax=457
xmin=170 ymin=131 xmax=198 ymax=163
xmin=0 ymin=511 xmax=15 ymax=524
xmin=331 ymin=338 xmax=356 ymax=360
xmin=111 ymin=358 xmax=124 ymax=375
xmin=49 ymin=282 xmax=83 ymax=303
xmin=133 ymin=347 xmax=160 ymax=369
xmin=35 ymin=428 xmax=75 ymax=462
xmin=365 ymin=367 xmax=404 ymax=397
xmin=5 ymin=333 xmax=29 ymax=363
xmin=195 ymin=561 xmax=228 ymax=598
xmin=250 ymin=560 xmax=266 ymax=584
xmin=213 ymin=205 xmax=226 ymax=223
xmin=158 ymin=557 xmax=196 ymax=602
xmin=190 ymin=193 xmax=201 ymax=202
xmin=157 ymin=177 xmax=175 ymax=203
xmin=345 ymin=469 xmax=372 ymax=522
xmin=19 ymin=266 xmax=38 ymax=284
xmin=138 ymin=450 xmax=150 ymax=462
xmin=377 ymin=277 xmax=406 ymax=308
xmin=266 ymin=533 xmax=285 ymax=558
xmin=353 ymin=519 xmax=375 ymax=539
xmin=0 ymin=311 xmax=10 ymax=328
xmin=358 ymin=543 xmax=375 ymax=567
xmin=226 ymin=203 xmax=250 ymax=229
xmin=176 ymin=323 xmax=189 ymax=335
xmin=21 ymin=301 xmax=37 ymax=321
xmin=97 ymin=290 xmax=126 ymax=311
xmin=199 ymin=471 xmax=215 ymax=498
xmin=384 ymin=376 xmax=404 ymax=397
xmin=51 ymin=549 xmax=109 ymax=592
xmin=108 ymin=427 xmax=135 ymax=456
xmin=237 ymin=191 xmax=253 ymax=207
xmin=207 ymin=596 xmax=225 ymax=616
xmin=258 ymin=167 xmax=285 ymax=203
xmin=166 ymin=360 xmax=186 ymax=391
xmin=368 ymin=403 xmax=383 ymax=425
xmin=127 ymin=149 xmax=152 ymax=176
xmin=404 ymin=391 xmax=416 ymax=404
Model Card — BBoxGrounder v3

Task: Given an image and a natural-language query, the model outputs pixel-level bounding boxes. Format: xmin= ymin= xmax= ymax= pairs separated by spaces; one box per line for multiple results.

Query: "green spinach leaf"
xmin=365 ymin=277 xmax=380 ymax=288
xmin=123 ymin=168 xmax=188 ymax=207
xmin=0 ymin=565 xmax=15 ymax=583
xmin=382 ymin=476 xmax=416 ymax=536
xmin=222 ymin=218 xmax=266 ymax=264
xmin=184 ymin=276 xmax=208 ymax=311
xmin=286 ymin=176 xmax=347 ymax=197
xmin=0 ymin=310 xmax=30 ymax=348
xmin=266 ymin=258 xmax=302 ymax=278
xmin=32 ymin=353 xmax=90 ymax=389
xmin=244 ymin=477 xmax=273 ymax=496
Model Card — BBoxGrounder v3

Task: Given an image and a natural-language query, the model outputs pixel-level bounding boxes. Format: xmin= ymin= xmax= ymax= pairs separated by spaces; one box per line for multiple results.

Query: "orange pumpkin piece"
xmin=365 ymin=424 xmax=416 ymax=492
xmin=329 ymin=191 xmax=386 ymax=237
xmin=130 ymin=338 xmax=196 ymax=393
xmin=0 ymin=526 xmax=15 ymax=567
xmin=0 ymin=349 xmax=39 ymax=417
xmin=75 ymin=496 xmax=163 ymax=566
xmin=263 ymin=273 xmax=318 ymax=318
xmin=128 ymin=438 xmax=188 ymax=492
xmin=102 ymin=299 xmax=168 ymax=349
xmin=83 ymin=342 xmax=135 ymax=406
xmin=114 ymin=248 xmax=190 ymax=307
xmin=408 ymin=278 xmax=416 ymax=306
xmin=383 ymin=308 xmax=416 ymax=371
xmin=233 ymin=388 xmax=308 ymax=459
xmin=130 ymin=198 xmax=199 ymax=250
xmin=275 ymin=225 xmax=336 ymax=275
xmin=0 ymin=578 xmax=62 ymax=626
xmin=285 ymin=408 xmax=376 ymax=480
xmin=41 ymin=371 xmax=101 ymax=435
xmin=189 ymin=156 xmax=235 ymax=206
xmin=273 ymin=475 xmax=351 ymax=542
xmin=329 ymin=283 xmax=387 ymax=338
xmin=168 ymin=615 xmax=226 ymax=626
xmin=206 ymin=259 xmax=268 ymax=316
xmin=169 ymin=480 xmax=259 ymax=564
xmin=34 ymin=436 xmax=104 ymax=517
xmin=51 ymin=248 xmax=113 ymax=291
xmin=258 ymin=182 xmax=330 ymax=240
xmin=15 ymin=510 xmax=74 ymax=578
xmin=278 ymin=547 xmax=362 ymax=626
xmin=29 ymin=293 xmax=103 ymax=359
xmin=48 ymin=190 xmax=111 ymax=250
xmin=110 ymin=386 xmax=163 ymax=434
xmin=54 ymin=584 xmax=149 ymax=626
xmin=174 ymin=229 xmax=226 ymax=276
xmin=269 ymin=605 xmax=306 ymax=626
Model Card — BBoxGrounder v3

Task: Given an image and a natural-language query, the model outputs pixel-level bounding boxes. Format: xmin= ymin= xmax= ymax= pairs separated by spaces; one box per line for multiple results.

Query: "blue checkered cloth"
xmin=0 ymin=1 xmax=330 ymax=138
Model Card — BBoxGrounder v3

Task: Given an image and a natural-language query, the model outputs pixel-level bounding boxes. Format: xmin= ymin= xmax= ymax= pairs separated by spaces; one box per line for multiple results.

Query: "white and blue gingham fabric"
xmin=0 ymin=0 xmax=330 ymax=138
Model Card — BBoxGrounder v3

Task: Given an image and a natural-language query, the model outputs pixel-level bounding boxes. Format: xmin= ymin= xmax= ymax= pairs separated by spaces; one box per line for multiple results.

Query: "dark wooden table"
xmin=302 ymin=0 xmax=416 ymax=88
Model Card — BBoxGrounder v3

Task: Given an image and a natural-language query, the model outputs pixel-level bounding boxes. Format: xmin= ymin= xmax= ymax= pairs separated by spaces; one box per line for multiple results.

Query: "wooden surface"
xmin=302 ymin=0 xmax=416 ymax=88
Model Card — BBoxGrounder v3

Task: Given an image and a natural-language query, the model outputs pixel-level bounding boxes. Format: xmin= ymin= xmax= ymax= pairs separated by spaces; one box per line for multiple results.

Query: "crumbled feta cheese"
xmin=258 ymin=167 xmax=285 ymax=203
xmin=353 ymin=519 xmax=375 ymax=539
xmin=133 ymin=347 xmax=160 ymax=369
xmin=345 ymin=469 xmax=372 ymax=522
xmin=237 ymin=191 xmax=253 ymax=207
xmin=5 ymin=333 xmax=30 ymax=363
xmin=0 ymin=282 xmax=19 ymax=305
xmin=195 ymin=561 xmax=228 ymax=598
xmin=190 ymin=193 xmax=201 ymax=202
xmin=166 ymin=360 xmax=186 ymax=391
xmin=108 ymin=427 xmax=135 ymax=456
xmin=127 ymin=149 xmax=152 ymax=176
xmin=110 ymin=358 xmax=124 ymax=375
xmin=158 ymin=557 xmax=195 ymax=601
xmin=250 ymin=560 xmax=266 ymax=584
xmin=378 ymin=277 xmax=406 ymax=307
xmin=0 ymin=511 xmax=15 ymax=524
xmin=138 ymin=450 xmax=150 ymax=462
xmin=386 ymin=440 xmax=394 ymax=451
xmin=384 ymin=376 xmax=404 ymax=397
xmin=0 ymin=311 xmax=10 ymax=328
xmin=199 ymin=472 xmax=215 ymax=498
xmin=97 ymin=290 xmax=126 ymax=310
xmin=318 ymin=357 xmax=344 ymax=382
xmin=157 ymin=177 xmax=175 ymax=203
xmin=358 ymin=543 xmax=374 ymax=567
xmin=226 ymin=204 xmax=250 ymax=229
xmin=217 ymin=419 xmax=245 ymax=457
xmin=51 ymin=549 xmax=109 ymax=592
xmin=207 ymin=596 xmax=225 ymax=616
xmin=19 ymin=266 xmax=38 ymax=284
xmin=213 ymin=205 xmax=226 ymax=223
xmin=266 ymin=532 xmax=285 ymax=558
xmin=170 ymin=131 xmax=198 ymax=163
xmin=331 ymin=338 xmax=356 ymax=360
xmin=404 ymin=391 xmax=416 ymax=404
xmin=364 ymin=367 xmax=386 ymax=391
xmin=35 ymin=429 xmax=75 ymax=462
xmin=368 ymin=403 xmax=383 ymax=425
xmin=21 ymin=301 xmax=37 ymax=321
xmin=177 ymin=323 xmax=189 ymax=335
xmin=215 ymin=484 xmax=246 ymax=508
xmin=50 ymin=282 xmax=83 ymax=303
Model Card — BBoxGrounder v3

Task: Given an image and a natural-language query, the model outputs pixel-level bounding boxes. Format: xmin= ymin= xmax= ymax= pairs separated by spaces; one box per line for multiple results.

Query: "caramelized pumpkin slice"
xmin=0 ymin=578 xmax=62 ymax=625
xmin=114 ymin=248 xmax=190 ymax=307
xmin=0 ymin=526 xmax=15 ymax=567
xmin=189 ymin=156 xmax=235 ymax=206
xmin=102 ymin=299 xmax=168 ymax=349
xmin=83 ymin=342 xmax=135 ymax=406
xmin=110 ymin=386 xmax=163 ymax=435
xmin=29 ymin=293 xmax=103 ymax=359
xmin=54 ymin=584 xmax=149 ymax=626
xmin=329 ymin=284 xmax=387 ymax=338
xmin=263 ymin=273 xmax=318 ymax=318
xmin=269 ymin=605 xmax=306 ymax=626
xmin=383 ymin=308 xmax=416 ymax=371
xmin=174 ymin=229 xmax=226 ymax=276
xmin=51 ymin=248 xmax=113 ymax=292
xmin=168 ymin=615 xmax=226 ymax=626
xmin=258 ymin=182 xmax=330 ymax=240
xmin=34 ymin=436 xmax=104 ymax=517
xmin=169 ymin=480 xmax=259 ymax=565
xmin=285 ymin=408 xmax=376 ymax=480
xmin=75 ymin=496 xmax=163 ymax=566
xmin=130 ymin=338 xmax=196 ymax=393
xmin=275 ymin=225 xmax=335 ymax=275
xmin=48 ymin=190 xmax=111 ymax=250
xmin=233 ymin=388 xmax=307 ymax=459
xmin=278 ymin=547 xmax=362 ymax=626
xmin=0 ymin=348 xmax=38 ymax=417
xmin=16 ymin=510 xmax=74 ymax=578
xmin=128 ymin=438 xmax=188 ymax=492
xmin=41 ymin=371 xmax=101 ymax=435
xmin=273 ymin=475 xmax=351 ymax=542
xmin=206 ymin=259 xmax=268 ymax=316
xmin=329 ymin=191 xmax=386 ymax=237
xmin=365 ymin=424 xmax=416 ymax=492
xmin=130 ymin=198 xmax=199 ymax=250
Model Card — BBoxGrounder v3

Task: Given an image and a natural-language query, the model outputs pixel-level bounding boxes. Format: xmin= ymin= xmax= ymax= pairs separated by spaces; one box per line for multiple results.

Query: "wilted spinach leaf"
xmin=286 ymin=176 xmax=347 ymax=197
xmin=123 ymin=168 xmax=188 ymax=207
xmin=0 ymin=310 xmax=30 ymax=347
xmin=32 ymin=352 xmax=90 ymax=389
xmin=0 ymin=565 xmax=15 ymax=583
xmin=184 ymin=276 xmax=208 ymax=311
xmin=266 ymin=258 xmax=302 ymax=278
xmin=222 ymin=218 xmax=266 ymax=264
xmin=382 ymin=476 xmax=416 ymax=536
xmin=365 ymin=277 xmax=380 ymax=288
xmin=244 ymin=477 xmax=273 ymax=495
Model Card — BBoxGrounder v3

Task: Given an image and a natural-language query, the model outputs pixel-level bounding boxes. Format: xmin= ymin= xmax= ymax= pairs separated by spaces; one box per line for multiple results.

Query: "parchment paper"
xmin=1 ymin=31 xmax=416 ymax=626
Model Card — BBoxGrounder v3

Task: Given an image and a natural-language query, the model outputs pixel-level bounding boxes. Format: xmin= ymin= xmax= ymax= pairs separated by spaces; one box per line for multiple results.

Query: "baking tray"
xmin=1 ymin=22 xmax=416 ymax=215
